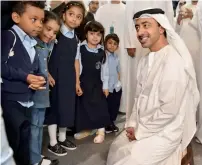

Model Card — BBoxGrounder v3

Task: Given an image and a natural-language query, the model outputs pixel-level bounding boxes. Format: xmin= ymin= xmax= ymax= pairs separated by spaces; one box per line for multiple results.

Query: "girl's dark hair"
xmin=104 ymin=33 xmax=120 ymax=47
xmin=84 ymin=21 xmax=105 ymax=45
xmin=84 ymin=21 xmax=106 ymax=63
xmin=44 ymin=10 xmax=61 ymax=26
xmin=62 ymin=1 xmax=86 ymax=19
xmin=12 ymin=1 xmax=45 ymax=15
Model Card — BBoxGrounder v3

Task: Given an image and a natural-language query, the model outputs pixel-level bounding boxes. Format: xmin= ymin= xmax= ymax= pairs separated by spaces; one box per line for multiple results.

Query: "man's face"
xmin=89 ymin=1 xmax=99 ymax=14
xmin=12 ymin=5 xmax=44 ymax=37
xmin=135 ymin=18 xmax=164 ymax=49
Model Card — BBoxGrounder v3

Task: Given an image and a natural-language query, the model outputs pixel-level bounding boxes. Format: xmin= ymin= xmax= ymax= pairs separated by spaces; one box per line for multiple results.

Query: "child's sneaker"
xmin=58 ymin=139 xmax=77 ymax=150
xmin=112 ymin=124 xmax=119 ymax=132
xmin=48 ymin=143 xmax=67 ymax=156
xmin=105 ymin=124 xmax=119 ymax=133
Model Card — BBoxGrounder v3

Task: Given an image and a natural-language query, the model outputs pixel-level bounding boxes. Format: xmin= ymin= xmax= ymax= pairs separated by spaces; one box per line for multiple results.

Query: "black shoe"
xmin=48 ymin=143 xmax=67 ymax=156
xmin=112 ymin=124 xmax=119 ymax=132
xmin=59 ymin=139 xmax=77 ymax=150
xmin=105 ymin=125 xmax=114 ymax=134
xmin=39 ymin=157 xmax=59 ymax=165
xmin=105 ymin=124 xmax=119 ymax=133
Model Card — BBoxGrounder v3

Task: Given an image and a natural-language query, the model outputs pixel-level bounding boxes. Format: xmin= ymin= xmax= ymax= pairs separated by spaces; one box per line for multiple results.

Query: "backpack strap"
xmin=5 ymin=30 xmax=16 ymax=63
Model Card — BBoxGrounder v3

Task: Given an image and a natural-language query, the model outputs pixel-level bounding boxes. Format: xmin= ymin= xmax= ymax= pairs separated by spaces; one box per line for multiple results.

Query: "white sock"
xmin=98 ymin=128 xmax=105 ymax=133
xmin=48 ymin=124 xmax=57 ymax=146
xmin=59 ymin=127 xmax=67 ymax=142
xmin=41 ymin=159 xmax=51 ymax=165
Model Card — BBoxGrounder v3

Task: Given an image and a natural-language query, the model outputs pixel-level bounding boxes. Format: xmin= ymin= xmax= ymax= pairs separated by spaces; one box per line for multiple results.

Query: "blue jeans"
xmin=29 ymin=108 xmax=46 ymax=164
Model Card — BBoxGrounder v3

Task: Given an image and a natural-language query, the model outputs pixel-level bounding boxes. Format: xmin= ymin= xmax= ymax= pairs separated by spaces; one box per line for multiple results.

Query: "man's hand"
xmin=48 ymin=73 xmax=55 ymax=87
xmin=76 ymin=83 xmax=83 ymax=96
xmin=126 ymin=127 xmax=136 ymax=141
xmin=127 ymin=48 xmax=136 ymax=58
xmin=103 ymin=89 xmax=109 ymax=97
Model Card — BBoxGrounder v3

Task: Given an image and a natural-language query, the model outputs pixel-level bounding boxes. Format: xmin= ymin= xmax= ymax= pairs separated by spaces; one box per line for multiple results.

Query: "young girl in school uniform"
xmin=46 ymin=1 xmax=85 ymax=156
xmin=30 ymin=11 xmax=60 ymax=165
xmin=75 ymin=21 xmax=111 ymax=144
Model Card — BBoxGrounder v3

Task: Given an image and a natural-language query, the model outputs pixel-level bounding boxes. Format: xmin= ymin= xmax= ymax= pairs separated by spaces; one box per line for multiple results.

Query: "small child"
xmin=1 ymin=2 xmax=46 ymax=165
xmin=75 ymin=21 xmax=111 ymax=144
xmin=46 ymin=1 xmax=85 ymax=156
xmin=104 ymin=34 xmax=122 ymax=133
xmin=30 ymin=11 xmax=61 ymax=165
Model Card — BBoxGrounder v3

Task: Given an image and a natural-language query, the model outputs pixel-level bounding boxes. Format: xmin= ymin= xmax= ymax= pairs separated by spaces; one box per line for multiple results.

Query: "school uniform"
xmin=107 ymin=51 xmax=122 ymax=122
xmin=29 ymin=38 xmax=54 ymax=164
xmin=46 ymin=24 xmax=78 ymax=128
xmin=75 ymin=41 xmax=111 ymax=132
xmin=1 ymin=25 xmax=42 ymax=165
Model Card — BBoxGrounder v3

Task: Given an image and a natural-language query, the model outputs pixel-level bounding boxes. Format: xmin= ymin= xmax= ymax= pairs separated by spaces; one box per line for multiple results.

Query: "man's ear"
xmin=11 ymin=12 xmax=20 ymax=24
xmin=159 ymin=26 xmax=165 ymax=35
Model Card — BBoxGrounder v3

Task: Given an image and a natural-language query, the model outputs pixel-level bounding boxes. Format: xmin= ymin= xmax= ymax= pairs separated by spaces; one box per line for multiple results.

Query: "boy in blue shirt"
xmin=104 ymin=34 xmax=122 ymax=133
xmin=1 ymin=2 xmax=47 ymax=165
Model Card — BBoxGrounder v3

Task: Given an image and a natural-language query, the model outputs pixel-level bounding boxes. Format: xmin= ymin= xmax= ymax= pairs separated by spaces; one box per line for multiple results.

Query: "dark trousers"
xmin=1 ymin=98 xmax=31 ymax=165
xmin=107 ymin=89 xmax=122 ymax=123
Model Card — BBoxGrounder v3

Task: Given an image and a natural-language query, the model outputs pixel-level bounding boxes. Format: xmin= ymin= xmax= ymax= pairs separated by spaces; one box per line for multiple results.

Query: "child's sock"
xmin=98 ymin=128 xmax=105 ymax=133
xmin=48 ymin=124 xmax=57 ymax=146
xmin=41 ymin=158 xmax=51 ymax=165
xmin=58 ymin=127 xmax=67 ymax=142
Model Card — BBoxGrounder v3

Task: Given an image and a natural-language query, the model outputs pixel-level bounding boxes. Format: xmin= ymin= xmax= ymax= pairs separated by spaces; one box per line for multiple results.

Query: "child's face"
xmin=106 ymin=39 xmax=119 ymax=53
xmin=12 ymin=5 xmax=44 ymax=37
xmin=39 ymin=20 xmax=60 ymax=43
xmin=86 ymin=31 xmax=102 ymax=46
xmin=63 ymin=6 xmax=83 ymax=30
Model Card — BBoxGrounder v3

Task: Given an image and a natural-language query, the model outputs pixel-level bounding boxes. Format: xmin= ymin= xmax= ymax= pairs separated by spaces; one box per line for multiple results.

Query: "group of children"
xmin=1 ymin=1 xmax=122 ymax=165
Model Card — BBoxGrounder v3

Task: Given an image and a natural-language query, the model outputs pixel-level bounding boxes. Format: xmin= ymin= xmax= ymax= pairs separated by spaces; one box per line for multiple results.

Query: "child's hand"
xmin=28 ymin=84 xmax=46 ymax=90
xmin=48 ymin=73 xmax=55 ymax=87
xmin=76 ymin=84 xmax=83 ymax=96
xmin=103 ymin=89 xmax=109 ymax=97
xmin=27 ymin=74 xmax=46 ymax=85
xmin=27 ymin=74 xmax=46 ymax=90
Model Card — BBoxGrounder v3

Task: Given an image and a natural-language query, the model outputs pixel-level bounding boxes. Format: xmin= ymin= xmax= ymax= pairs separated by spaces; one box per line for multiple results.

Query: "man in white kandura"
xmin=95 ymin=0 xmax=127 ymax=113
xmin=107 ymin=8 xmax=200 ymax=165
xmin=124 ymin=0 xmax=174 ymax=121
xmin=189 ymin=0 xmax=202 ymax=144
xmin=176 ymin=0 xmax=200 ymax=85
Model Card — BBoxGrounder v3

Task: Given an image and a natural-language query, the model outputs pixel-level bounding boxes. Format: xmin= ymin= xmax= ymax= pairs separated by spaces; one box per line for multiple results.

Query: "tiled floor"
xmin=42 ymin=114 xmax=202 ymax=165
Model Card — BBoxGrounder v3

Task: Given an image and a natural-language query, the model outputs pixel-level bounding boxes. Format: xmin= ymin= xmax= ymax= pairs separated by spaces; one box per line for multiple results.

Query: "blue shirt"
xmin=60 ymin=23 xmax=75 ymax=39
xmin=107 ymin=51 xmax=121 ymax=93
xmin=12 ymin=25 xmax=37 ymax=63
xmin=76 ymin=40 xmax=109 ymax=90
xmin=12 ymin=25 xmax=37 ymax=108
